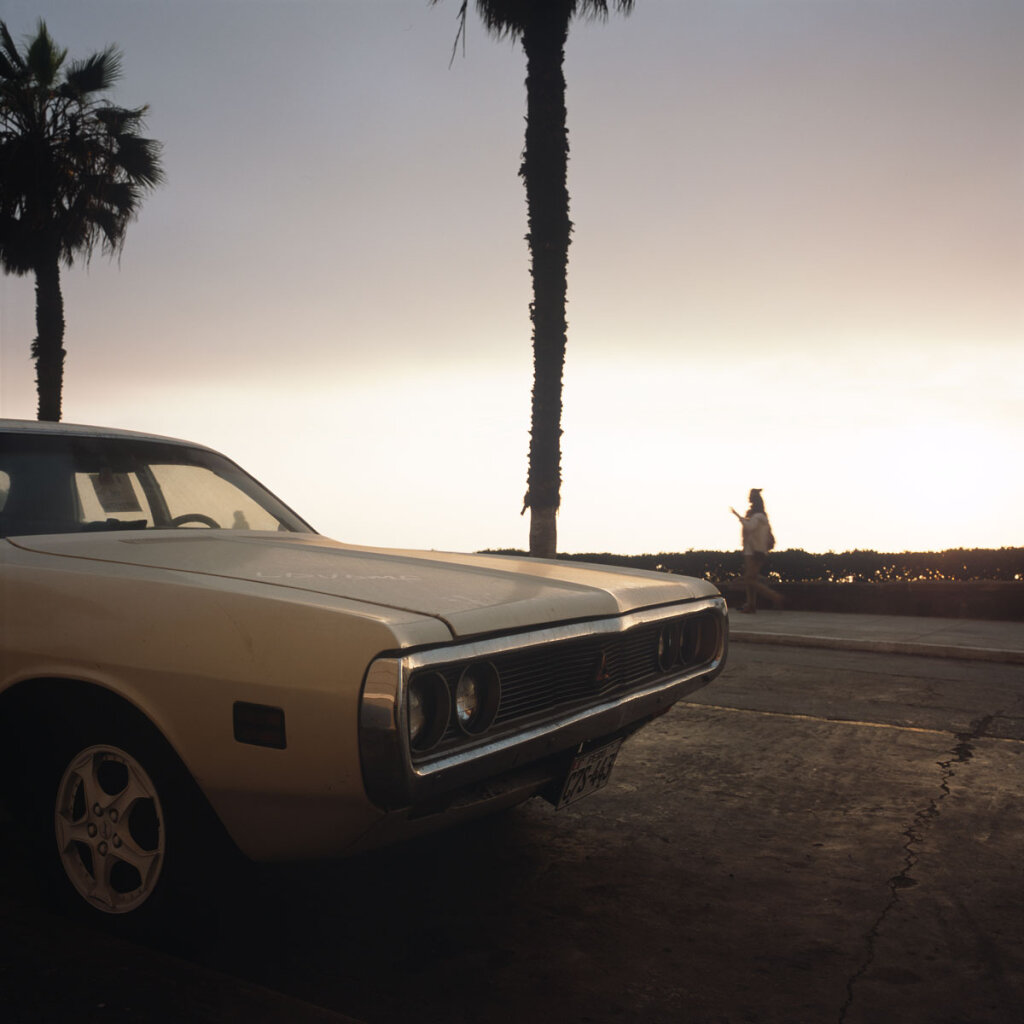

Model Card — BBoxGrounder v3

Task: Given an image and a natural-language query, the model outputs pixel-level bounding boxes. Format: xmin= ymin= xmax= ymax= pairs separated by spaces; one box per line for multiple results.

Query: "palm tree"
xmin=0 ymin=20 xmax=164 ymax=421
xmin=435 ymin=0 xmax=634 ymax=559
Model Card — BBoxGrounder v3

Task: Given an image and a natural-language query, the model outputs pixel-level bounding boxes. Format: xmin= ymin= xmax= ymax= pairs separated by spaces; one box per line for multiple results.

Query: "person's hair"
xmin=748 ymin=488 xmax=765 ymax=515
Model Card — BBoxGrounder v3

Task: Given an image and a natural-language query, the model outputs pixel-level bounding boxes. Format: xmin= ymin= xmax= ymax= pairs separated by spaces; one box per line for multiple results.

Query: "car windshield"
xmin=0 ymin=432 xmax=313 ymax=538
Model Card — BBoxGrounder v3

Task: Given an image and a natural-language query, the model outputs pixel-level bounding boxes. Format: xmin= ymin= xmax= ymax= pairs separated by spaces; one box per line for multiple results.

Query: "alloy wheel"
xmin=54 ymin=744 xmax=166 ymax=914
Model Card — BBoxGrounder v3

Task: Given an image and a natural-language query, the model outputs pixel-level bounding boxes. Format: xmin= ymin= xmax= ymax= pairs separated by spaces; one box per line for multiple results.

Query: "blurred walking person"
xmin=730 ymin=489 xmax=782 ymax=613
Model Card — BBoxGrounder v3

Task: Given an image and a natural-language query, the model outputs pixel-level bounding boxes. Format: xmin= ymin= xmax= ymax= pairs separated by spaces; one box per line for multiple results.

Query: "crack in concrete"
xmin=837 ymin=713 xmax=996 ymax=1023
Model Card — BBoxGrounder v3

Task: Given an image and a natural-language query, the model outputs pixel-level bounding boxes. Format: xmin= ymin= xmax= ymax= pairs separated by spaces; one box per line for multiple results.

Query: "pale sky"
xmin=1 ymin=0 xmax=1021 ymax=555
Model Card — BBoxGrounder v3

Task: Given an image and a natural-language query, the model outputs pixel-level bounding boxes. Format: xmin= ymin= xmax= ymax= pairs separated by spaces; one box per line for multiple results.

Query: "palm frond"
xmin=113 ymin=131 xmax=165 ymax=188
xmin=576 ymin=1 xmax=637 ymax=22
xmin=0 ymin=21 xmax=27 ymax=78
xmin=433 ymin=1 xmax=636 ymax=50
xmin=63 ymin=45 xmax=122 ymax=97
xmin=24 ymin=20 xmax=66 ymax=88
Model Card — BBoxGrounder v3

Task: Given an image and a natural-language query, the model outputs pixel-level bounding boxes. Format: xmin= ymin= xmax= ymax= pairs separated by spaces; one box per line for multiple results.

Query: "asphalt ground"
xmin=0 ymin=899 xmax=359 ymax=1024
xmin=2 ymin=611 xmax=1021 ymax=1023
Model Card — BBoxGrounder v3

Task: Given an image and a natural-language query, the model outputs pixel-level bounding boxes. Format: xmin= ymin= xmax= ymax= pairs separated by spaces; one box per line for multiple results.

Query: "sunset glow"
xmin=1 ymin=0 xmax=1021 ymax=555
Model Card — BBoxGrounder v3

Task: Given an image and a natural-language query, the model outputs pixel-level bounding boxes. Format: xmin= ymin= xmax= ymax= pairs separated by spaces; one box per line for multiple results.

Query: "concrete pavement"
xmin=728 ymin=609 xmax=1024 ymax=664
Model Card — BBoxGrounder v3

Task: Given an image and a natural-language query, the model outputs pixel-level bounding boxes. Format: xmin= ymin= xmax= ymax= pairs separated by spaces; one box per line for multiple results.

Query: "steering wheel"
xmin=170 ymin=513 xmax=220 ymax=529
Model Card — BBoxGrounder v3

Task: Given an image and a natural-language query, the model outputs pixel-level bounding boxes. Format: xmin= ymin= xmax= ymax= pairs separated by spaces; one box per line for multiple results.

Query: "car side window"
xmin=0 ymin=470 xmax=9 ymax=513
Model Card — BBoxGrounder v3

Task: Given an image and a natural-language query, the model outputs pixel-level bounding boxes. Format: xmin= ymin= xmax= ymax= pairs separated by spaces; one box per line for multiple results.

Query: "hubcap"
xmin=54 ymin=745 xmax=165 ymax=914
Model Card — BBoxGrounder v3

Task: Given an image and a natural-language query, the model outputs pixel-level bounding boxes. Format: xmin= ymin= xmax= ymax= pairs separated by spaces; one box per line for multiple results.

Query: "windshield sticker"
xmin=90 ymin=472 xmax=143 ymax=514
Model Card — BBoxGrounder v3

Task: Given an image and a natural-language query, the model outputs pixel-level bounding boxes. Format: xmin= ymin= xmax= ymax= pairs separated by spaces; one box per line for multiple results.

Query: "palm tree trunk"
xmin=521 ymin=6 xmax=571 ymax=560
xmin=32 ymin=256 xmax=66 ymax=422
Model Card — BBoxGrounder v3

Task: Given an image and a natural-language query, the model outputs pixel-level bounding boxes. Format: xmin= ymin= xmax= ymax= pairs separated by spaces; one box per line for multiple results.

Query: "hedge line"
xmin=481 ymin=548 xmax=1024 ymax=584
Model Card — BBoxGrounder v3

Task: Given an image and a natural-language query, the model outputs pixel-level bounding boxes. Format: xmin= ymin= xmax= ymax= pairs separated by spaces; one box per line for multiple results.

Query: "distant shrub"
xmin=480 ymin=548 xmax=1024 ymax=584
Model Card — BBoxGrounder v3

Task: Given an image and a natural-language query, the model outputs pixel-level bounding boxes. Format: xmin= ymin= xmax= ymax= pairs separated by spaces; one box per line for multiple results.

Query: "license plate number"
xmin=556 ymin=738 xmax=623 ymax=809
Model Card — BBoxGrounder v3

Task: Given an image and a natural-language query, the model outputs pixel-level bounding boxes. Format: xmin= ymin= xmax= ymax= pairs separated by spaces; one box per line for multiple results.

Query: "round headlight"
xmin=657 ymin=622 xmax=680 ymax=671
xmin=407 ymin=671 xmax=451 ymax=752
xmin=454 ymin=661 xmax=501 ymax=735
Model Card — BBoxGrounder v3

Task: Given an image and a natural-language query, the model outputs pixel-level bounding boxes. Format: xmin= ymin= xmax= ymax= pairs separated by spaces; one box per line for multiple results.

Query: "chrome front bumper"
xmin=359 ymin=596 xmax=729 ymax=812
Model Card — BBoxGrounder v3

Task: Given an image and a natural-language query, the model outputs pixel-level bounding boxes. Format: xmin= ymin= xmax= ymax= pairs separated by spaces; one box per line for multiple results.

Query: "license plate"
xmin=556 ymin=738 xmax=623 ymax=809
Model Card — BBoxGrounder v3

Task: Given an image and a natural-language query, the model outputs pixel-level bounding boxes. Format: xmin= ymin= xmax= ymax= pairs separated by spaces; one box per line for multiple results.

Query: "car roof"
xmin=0 ymin=419 xmax=210 ymax=450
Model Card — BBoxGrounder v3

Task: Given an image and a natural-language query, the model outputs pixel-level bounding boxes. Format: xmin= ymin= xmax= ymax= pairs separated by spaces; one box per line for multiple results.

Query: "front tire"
xmin=24 ymin=712 xmax=224 ymax=939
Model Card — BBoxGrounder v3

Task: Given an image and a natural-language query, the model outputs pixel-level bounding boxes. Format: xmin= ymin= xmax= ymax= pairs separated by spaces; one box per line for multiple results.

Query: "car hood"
xmin=8 ymin=532 xmax=721 ymax=638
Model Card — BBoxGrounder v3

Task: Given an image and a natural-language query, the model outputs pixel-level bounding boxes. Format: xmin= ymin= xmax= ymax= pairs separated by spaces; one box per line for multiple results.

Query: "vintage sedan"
xmin=0 ymin=419 xmax=727 ymax=927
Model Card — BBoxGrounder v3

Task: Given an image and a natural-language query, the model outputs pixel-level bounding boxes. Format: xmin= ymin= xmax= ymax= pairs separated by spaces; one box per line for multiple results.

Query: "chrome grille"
xmin=415 ymin=610 xmax=720 ymax=759
xmin=493 ymin=625 xmax=658 ymax=722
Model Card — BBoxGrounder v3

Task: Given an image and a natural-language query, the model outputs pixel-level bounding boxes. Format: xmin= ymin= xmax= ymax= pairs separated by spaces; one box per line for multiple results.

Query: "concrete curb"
xmin=729 ymin=630 xmax=1024 ymax=665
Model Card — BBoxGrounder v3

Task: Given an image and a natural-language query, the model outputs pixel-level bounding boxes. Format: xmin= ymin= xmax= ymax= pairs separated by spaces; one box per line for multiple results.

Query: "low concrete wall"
xmin=718 ymin=580 xmax=1024 ymax=621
